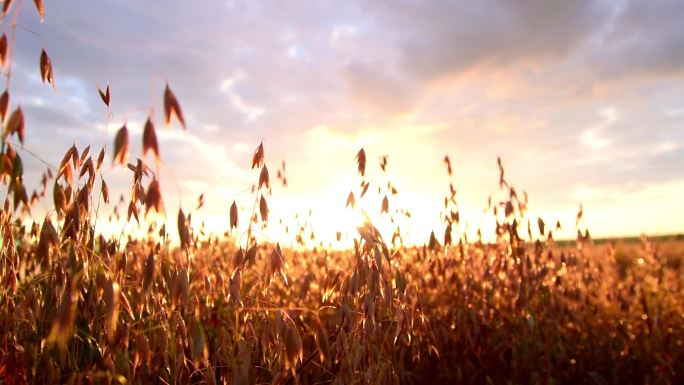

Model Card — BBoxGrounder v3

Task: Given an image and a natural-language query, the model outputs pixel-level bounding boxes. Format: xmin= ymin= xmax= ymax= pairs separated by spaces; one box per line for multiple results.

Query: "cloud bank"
xmin=7 ymin=0 xmax=684 ymax=243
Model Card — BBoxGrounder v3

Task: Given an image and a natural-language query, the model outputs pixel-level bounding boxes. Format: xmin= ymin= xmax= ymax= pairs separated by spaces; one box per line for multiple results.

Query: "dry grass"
xmin=1 ymin=144 xmax=682 ymax=385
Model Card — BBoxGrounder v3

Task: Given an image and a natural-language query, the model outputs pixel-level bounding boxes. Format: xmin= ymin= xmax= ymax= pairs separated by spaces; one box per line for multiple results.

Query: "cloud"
xmin=220 ymin=73 xmax=265 ymax=122
xmin=370 ymin=0 xmax=608 ymax=80
xmin=344 ymin=62 xmax=419 ymax=113
xmin=579 ymin=107 xmax=617 ymax=150
xmin=343 ymin=0 xmax=684 ymax=109
xmin=592 ymin=0 xmax=684 ymax=79
xmin=5 ymin=0 xmax=683 ymax=241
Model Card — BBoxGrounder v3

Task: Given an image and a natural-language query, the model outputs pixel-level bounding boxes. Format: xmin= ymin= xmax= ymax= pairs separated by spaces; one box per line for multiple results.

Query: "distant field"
xmin=557 ymin=234 xmax=684 ymax=246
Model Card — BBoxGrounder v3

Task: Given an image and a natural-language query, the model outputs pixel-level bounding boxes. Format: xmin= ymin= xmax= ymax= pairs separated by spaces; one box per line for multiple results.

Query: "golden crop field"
xmin=3 ymin=136 xmax=683 ymax=384
xmin=1 ymin=1 xmax=683 ymax=385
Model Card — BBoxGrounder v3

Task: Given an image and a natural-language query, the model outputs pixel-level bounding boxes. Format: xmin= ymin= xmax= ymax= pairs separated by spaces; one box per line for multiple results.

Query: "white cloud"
xmin=655 ymin=141 xmax=679 ymax=154
xmin=220 ymin=73 xmax=265 ymax=122
xmin=580 ymin=107 xmax=618 ymax=150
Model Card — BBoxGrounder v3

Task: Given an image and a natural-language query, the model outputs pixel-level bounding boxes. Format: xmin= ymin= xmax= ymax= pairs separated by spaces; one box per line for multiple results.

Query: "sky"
xmin=5 ymin=0 xmax=684 ymax=247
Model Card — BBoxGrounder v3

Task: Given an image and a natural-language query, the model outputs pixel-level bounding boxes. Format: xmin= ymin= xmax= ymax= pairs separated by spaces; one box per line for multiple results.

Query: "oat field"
xmin=2 ymin=136 xmax=683 ymax=384
xmin=1 ymin=2 xmax=683 ymax=385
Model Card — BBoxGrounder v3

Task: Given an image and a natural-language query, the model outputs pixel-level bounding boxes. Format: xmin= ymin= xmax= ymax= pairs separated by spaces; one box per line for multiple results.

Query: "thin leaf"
xmin=112 ymin=124 xmax=129 ymax=165
xmin=252 ymin=141 xmax=264 ymax=169
xmin=98 ymin=83 xmax=110 ymax=107
xmin=142 ymin=117 xmax=160 ymax=161
xmin=101 ymin=178 xmax=109 ymax=204
xmin=34 ymin=0 xmax=44 ymax=21
xmin=39 ymin=49 xmax=55 ymax=89
xmin=259 ymin=166 xmax=269 ymax=190
xmin=164 ymin=83 xmax=185 ymax=128
xmin=259 ymin=195 xmax=268 ymax=222
xmin=127 ymin=200 xmax=139 ymax=224
xmin=2 ymin=0 xmax=12 ymax=16
xmin=104 ymin=280 xmax=119 ymax=342
xmin=356 ymin=148 xmax=366 ymax=177
xmin=96 ymin=147 xmax=105 ymax=170
xmin=230 ymin=200 xmax=238 ymax=230
xmin=346 ymin=191 xmax=355 ymax=209
xmin=5 ymin=106 xmax=24 ymax=144
xmin=0 ymin=34 xmax=7 ymax=67
xmin=144 ymin=178 xmax=164 ymax=215
xmin=53 ymin=183 xmax=66 ymax=213
xmin=142 ymin=251 xmax=155 ymax=296
xmin=177 ymin=209 xmax=190 ymax=249
xmin=0 ymin=90 xmax=7 ymax=121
